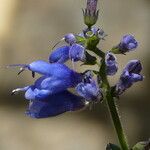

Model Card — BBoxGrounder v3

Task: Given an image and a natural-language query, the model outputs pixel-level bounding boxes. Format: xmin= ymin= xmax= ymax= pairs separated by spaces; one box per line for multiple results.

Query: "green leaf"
xmin=106 ymin=143 xmax=121 ymax=150
xmin=132 ymin=140 xmax=150 ymax=150
xmin=81 ymin=51 xmax=97 ymax=65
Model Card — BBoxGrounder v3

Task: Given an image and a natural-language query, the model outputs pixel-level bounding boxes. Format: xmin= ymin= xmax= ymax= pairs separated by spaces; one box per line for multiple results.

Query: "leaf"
xmin=106 ymin=143 xmax=121 ymax=150
xmin=132 ymin=139 xmax=150 ymax=150
xmin=81 ymin=51 xmax=97 ymax=65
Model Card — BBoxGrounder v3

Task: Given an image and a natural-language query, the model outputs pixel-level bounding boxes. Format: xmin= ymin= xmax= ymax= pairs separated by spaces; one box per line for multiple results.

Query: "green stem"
xmin=99 ymin=57 xmax=129 ymax=150
xmin=106 ymin=90 xmax=129 ymax=150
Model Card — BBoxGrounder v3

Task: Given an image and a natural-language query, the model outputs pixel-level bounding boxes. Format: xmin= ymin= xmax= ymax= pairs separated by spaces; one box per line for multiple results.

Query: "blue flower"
xmin=25 ymin=90 xmax=85 ymax=118
xmin=76 ymin=71 xmax=102 ymax=101
xmin=116 ymin=60 xmax=143 ymax=95
xmin=69 ymin=43 xmax=85 ymax=62
xmin=118 ymin=34 xmax=138 ymax=53
xmin=11 ymin=71 xmax=85 ymax=118
xmin=11 ymin=67 xmax=103 ymax=118
xmin=105 ymin=52 xmax=118 ymax=76
xmin=49 ymin=46 xmax=70 ymax=63
xmin=49 ymin=43 xmax=85 ymax=63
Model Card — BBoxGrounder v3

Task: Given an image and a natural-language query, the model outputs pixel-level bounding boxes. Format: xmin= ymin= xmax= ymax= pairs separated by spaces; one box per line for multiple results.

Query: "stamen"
xmin=11 ymin=88 xmax=21 ymax=95
xmin=11 ymin=86 xmax=30 ymax=95
xmin=18 ymin=67 xmax=26 ymax=75
xmin=52 ymin=38 xmax=65 ymax=50
xmin=7 ymin=64 xmax=28 ymax=75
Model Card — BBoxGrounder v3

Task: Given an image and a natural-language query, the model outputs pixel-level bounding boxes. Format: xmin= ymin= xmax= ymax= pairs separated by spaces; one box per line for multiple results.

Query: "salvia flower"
xmin=26 ymin=90 xmax=85 ymax=118
xmin=112 ymin=34 xmax=138 ymax=54
xmin=69 ymin=43 xmax=85 ymax=62
xmin=11 ymin=70 xmax=88 ymax=118
xmin=49 ymin=46 xmax=70 ymax=63
xmin=105 ymin=52 xmax=118 ymax=76
xmin=76 ymin=71 xmax=102 ymax=102
xmin=49 ymin=38 xmax=85 ymax=63
xmin=115 ymin=60 xmax=143 ymax=95
xmin=11 ymin=62 xmax=103 ymax=118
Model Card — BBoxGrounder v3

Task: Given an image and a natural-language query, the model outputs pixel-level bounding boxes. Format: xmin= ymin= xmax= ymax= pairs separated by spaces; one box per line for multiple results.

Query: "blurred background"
xmin=0 ymin=0 xmax=149 ymax=150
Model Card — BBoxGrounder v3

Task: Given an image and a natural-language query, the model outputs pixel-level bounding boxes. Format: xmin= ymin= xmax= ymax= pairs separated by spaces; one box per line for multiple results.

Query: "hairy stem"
xmin=99 ymin=55 xmax=129 ymax=150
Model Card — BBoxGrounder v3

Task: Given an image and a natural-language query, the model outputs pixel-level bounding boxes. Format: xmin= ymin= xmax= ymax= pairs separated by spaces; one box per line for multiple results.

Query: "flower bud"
xmin=69 ymin=43 xmax=86 ymax=62
xmin=64 ymin=33 xmax=76 ymax=45
xmin=115 ymin=60 xmax=143 ymax=95
xmin=83 ymin=0 xmax=99 ymax=27
xmin=76 ymin=71 xmax=102 ymax=102
xmin=111 ymin=34 xmax=138 ymax=54
xmin=83 ymin=27 xmax=107 ymax=40
xmin=105 ymin=52 xmax=118 ymax=76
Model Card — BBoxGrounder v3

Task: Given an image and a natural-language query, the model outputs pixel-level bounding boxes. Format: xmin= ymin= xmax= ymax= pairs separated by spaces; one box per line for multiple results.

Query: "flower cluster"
xmin=11 ymin=43 xmax=102 ymax=118
xmin=10 ymin=0 xmax=143 ymax=120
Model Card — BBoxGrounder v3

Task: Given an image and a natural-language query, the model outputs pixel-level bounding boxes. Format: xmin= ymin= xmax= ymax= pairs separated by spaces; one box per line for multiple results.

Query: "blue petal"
xmin=69 ymin=44 xmax=85 ymax=62
xmin=131 ymin=73 xmax=143 ymax=82
xmin=49 ymin=46 xmax=69 ymax=63
xmin=76 ymin=77 xmax=102 ymax=102
xmin=125 ymin=60 xmax=142 ymax=74
xmin=25 ymin=86 xmax=50 ymax=100
xmin=119 ymin=34 xmax=138 ymax=52
xmin=25 ymin=90 xmax=85 ymax=118
xmin=64 ymin=33 xmax=76 ymax=45
xmin=22 ymin=61 xmax=82 ymax=84
xmin=24 ymin=75 xmax=82 ymax=100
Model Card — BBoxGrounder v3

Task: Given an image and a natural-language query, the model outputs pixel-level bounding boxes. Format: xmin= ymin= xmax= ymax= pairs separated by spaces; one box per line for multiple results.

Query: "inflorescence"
xmin=10 ymin=0 xmax=143 ymax=119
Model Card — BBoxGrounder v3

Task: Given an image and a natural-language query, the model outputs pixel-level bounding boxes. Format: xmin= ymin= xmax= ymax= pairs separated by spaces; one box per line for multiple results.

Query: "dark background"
xmin=0 ymin=0 xmax=149 ymax=149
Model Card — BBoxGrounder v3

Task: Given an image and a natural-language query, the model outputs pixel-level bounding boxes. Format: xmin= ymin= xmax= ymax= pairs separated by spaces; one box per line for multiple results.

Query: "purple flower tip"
xmin=87 ymin=0 xmax=98 ymax=13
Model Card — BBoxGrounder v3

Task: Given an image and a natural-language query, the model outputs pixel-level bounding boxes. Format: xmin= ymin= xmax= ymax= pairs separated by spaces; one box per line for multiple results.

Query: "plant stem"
xmin=99 ymin=56 xmax=129 ymax=150
xmin=106 ymin=90 xmax=129 ymax=150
